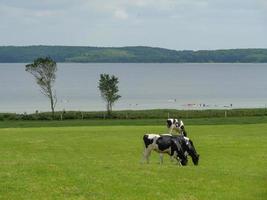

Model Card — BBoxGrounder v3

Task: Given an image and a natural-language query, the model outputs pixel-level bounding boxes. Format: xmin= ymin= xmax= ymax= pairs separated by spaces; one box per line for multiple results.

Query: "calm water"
xmin=0 ymin=63 xmax=267 ymax=113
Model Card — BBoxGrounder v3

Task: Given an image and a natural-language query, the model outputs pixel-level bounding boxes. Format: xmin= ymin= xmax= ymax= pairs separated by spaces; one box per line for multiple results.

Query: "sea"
xmin=0 ymin=63 xmax=267 ymax=113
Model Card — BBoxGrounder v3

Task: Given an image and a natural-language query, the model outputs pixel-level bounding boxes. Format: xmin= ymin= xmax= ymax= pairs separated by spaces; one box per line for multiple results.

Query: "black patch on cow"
xmin=143 ymin=134 xmax=154 ymax=148
xmin=182 ymin=130 xmax=187 ymax=137
xmin=156 ymin=135 xmax=172 ymax=152
xmin=156 ymin=135 xmax=189 ymax=165
xmin=180 ymin=125 xmax=188 ymax=137
xmin=166 ymin=119 xmax=173 ymax=128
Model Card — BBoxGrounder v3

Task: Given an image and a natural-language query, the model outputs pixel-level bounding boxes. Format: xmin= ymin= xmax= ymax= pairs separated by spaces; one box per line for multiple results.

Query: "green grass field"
xmin=0 ymin=121 xmax=266 ymax=199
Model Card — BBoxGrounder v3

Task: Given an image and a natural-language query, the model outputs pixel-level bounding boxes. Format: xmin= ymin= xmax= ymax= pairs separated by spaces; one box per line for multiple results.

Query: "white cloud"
xmin=114 ymin=9 xmax=129 ymax=20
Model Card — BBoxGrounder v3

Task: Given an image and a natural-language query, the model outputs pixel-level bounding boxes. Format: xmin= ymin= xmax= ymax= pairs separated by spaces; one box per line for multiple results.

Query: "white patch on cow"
xmin=184 ymin=136 xmax=190 ymax=145
xmin=147 ymin=134 xmax=160 ymax=139
xmin=184 ymin=137 xmax=189 ymax=141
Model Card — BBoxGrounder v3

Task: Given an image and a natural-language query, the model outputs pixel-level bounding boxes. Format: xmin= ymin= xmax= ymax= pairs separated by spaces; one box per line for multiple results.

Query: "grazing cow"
xmin=142 ymin=134 xmax=199 ymax=166
xmin=142 ymin=134 xmax=172 ymax=164
xmin=167 ymin=118 xmax=187 ymax=136
xmin=172 ymin=135 xmax=200 ymax=165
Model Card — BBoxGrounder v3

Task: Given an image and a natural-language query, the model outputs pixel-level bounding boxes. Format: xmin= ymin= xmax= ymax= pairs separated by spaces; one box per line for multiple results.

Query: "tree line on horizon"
xmin=1 ymin=46 xmax=267 ymax=63
xmin=25 ymin=57 xmax=121 ymax=119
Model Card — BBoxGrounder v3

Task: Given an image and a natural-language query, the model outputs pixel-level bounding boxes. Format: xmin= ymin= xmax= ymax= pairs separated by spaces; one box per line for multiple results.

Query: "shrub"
xmin=0 ymin=108 xmax=266 ymax=121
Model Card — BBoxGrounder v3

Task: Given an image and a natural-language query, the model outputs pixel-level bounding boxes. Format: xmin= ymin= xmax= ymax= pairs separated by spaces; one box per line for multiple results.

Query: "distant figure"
xmin=166 ymin=118 xmax=187 ymax=136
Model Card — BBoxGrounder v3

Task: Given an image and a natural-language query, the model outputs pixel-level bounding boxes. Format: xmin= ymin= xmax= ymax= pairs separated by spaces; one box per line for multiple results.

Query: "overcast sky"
xmin=0 ymin=0 xmax=266 ymax=50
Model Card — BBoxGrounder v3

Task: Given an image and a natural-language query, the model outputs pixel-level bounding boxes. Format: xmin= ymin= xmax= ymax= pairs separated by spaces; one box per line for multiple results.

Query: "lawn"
xmin=0 ymin=122 xmax=266 ymax=199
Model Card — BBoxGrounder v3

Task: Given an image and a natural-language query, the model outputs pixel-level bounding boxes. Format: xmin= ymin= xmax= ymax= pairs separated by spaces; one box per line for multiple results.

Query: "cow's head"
xmin=180 ymin=157 xmax=188 ymax=166
xmin=187 ymin=140 xmax=200 ymax=165
xmin=166 ymin=119 xmax=173 ymax=128
xmin=193 ymin=154 xmax=200 ymax=165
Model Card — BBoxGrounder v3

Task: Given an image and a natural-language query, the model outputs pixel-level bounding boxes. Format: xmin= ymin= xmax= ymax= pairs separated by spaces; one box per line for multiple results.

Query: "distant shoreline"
xmin=1 ymin=108 xmax=267 ymax=121
xmin=0 ymin=46 xmax=267 ymax=63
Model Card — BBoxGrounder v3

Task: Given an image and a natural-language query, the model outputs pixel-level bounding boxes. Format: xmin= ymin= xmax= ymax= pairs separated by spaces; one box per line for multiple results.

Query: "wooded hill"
xmin=0 ymin=46 xmax=267 ymax=63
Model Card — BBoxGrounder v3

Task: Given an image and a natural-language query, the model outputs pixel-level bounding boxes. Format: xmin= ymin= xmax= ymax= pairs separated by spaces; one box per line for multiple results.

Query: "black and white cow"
xmin=166 ymin=118 xmax=187 ymax=136
xmin=142 ymin=134 xmax=172 ymax=164
xmin=142 ymin=134 xmax=199 ymax=166
xmin=171 ymin=135 xmax=199 ymax=165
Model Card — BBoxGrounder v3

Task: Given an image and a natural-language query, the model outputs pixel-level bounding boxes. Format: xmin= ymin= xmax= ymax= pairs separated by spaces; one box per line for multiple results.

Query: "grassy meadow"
xmin=0 ymin=120 xmax=266 ymax=199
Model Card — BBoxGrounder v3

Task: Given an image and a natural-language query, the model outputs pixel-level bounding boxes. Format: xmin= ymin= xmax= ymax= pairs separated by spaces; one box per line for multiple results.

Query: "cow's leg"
xmin=170 ymin=152 xmax=177 ymax=162
xmin=177 ymin=151 xmax=188 ymax=166
xmin=170 ymin=155 xmax=174 ymax=162
xmin=143 ymin=146 xmax=152 ymax=164
xmin=175 ymin=156 xmax=182 ymax=166
xmin=171 ymin=151 xmax=182 ymax=166
xmin=170 ymin=148 xmax=177 ymax=164
xmin=173 ymin=152 xmax=182 ymax=165
xmin=159 ymin=153 xmax=163 ymax=164
xmin=142 ymin=147 xmax=149 ymax=163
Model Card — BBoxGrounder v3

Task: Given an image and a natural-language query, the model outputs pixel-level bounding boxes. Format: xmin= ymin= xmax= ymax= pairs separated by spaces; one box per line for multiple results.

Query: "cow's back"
xmin=156 ymin=135 xmax=172 ymax=151
xmin=143 ymin=134 xmax=159 ymax=148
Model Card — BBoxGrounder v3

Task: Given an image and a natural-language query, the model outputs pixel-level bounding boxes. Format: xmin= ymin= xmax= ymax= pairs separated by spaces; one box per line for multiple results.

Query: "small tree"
xmin=98 ymin=74 xmax=121 ymax=117
xmin=25 ymin=57 xmax=57 ymax=118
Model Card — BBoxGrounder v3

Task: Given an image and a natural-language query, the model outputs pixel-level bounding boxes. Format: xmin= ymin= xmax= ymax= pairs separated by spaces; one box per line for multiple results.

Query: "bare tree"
xmin=25 ymin=57 xmax=57 ymax=118
xmin=98 ymin=74 xmax=121 ymax=117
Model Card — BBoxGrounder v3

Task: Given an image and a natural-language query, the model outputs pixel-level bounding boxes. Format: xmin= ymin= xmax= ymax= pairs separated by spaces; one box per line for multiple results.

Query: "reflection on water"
xmin=0 ymin=63 xmax=267 ymax=113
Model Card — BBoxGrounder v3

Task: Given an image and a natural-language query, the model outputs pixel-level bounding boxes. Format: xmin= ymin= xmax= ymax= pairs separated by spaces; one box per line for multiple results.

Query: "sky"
xmin=0 ymin=0 xmax=266 ymax=50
